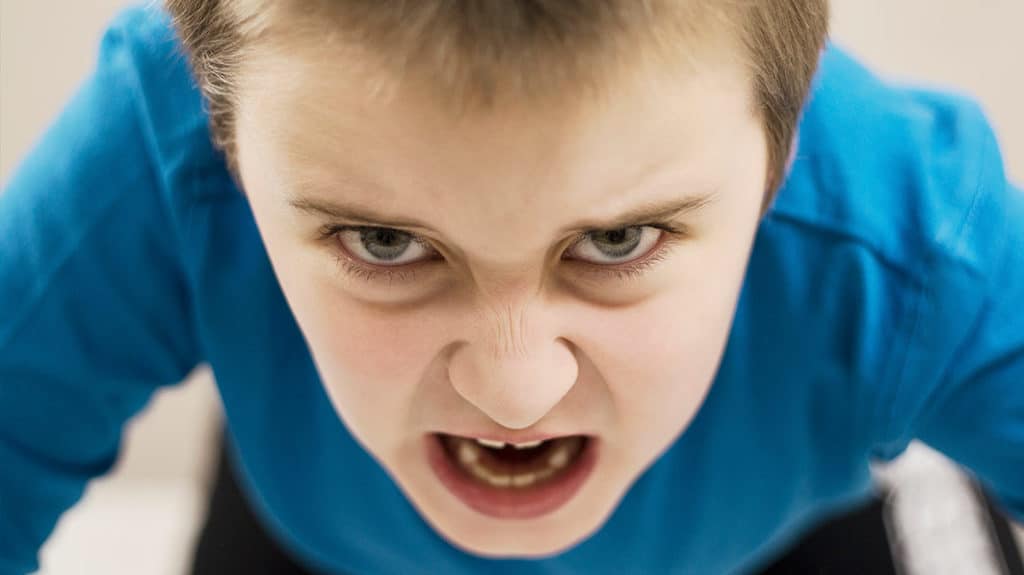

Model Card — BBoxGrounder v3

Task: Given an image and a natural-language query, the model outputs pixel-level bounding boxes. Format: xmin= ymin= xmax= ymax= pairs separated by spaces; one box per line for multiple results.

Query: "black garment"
xmin=189 ymin=430 xmax=319 ymax=575
xmin=756 ymin=498 xmax=897 ymax=575
xmin=189 ymin=429 xmax=1021 ymax=574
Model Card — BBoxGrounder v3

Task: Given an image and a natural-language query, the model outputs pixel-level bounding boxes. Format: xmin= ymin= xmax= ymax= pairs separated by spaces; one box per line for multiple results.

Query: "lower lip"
xmin=424 ymin=433 xmax=600 ymax=520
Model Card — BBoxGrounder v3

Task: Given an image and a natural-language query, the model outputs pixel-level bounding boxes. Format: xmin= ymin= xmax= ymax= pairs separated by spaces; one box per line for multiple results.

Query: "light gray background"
xmin=1 ymin=1 xmax=1022 ymax=573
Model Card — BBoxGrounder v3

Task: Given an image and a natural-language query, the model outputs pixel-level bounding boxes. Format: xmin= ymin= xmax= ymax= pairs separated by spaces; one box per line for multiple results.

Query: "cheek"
xmin=254 ymin=236 xmax=442 ymax=437
xmin=311 ymin=299 xmax=438 ymax=386
xmin=286 ymin=283 xmax=446 ymax=447
xmin=292 ymin=280 xmax=441 ymax=402
xmin=609 ymin=293 xmax=733 ymax=404
xmin=585 ymin=247 xmax=750 ymax=444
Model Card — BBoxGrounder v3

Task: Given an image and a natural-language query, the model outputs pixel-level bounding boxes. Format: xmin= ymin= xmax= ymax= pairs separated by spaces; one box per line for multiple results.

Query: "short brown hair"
xmin=165 ymin=0 xmax=829 ymax=208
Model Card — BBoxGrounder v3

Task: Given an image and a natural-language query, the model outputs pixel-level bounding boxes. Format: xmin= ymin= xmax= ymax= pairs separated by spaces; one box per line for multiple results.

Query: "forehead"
xmin=233 ymin=36 xmax=758 ymax=263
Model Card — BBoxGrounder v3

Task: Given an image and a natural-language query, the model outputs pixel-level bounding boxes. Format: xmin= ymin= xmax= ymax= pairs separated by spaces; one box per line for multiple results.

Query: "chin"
xmin=431 ymin=514 xmax=603 ymax=559
xmin=393 ymin=458 xmax=624 ymax=561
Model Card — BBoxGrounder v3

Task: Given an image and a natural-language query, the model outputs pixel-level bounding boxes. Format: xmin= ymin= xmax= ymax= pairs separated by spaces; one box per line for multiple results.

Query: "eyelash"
xmin=318 ymin=222 xmax=689 ymax=286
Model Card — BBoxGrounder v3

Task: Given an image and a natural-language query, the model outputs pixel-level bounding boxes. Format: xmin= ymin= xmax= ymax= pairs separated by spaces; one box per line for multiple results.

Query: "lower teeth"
xmin=445 ymin=435 xmax=584 ymax=489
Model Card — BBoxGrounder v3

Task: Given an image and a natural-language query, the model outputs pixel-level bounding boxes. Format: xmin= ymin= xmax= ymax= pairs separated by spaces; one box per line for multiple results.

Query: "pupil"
xmin=361 ymin=228 xmax=411 ymax=260
xmin=594 ymin=227 xmax=641 ymax=257
xmin=373 ymin=229 xmax=398 ymax=245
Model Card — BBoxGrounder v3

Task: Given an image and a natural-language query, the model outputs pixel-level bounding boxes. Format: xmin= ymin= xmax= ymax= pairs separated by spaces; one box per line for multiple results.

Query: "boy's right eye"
xmin=334 ymin=226 xmax=438 ymax=267
xmin=317 ymin=225 xmax=438 ymax=286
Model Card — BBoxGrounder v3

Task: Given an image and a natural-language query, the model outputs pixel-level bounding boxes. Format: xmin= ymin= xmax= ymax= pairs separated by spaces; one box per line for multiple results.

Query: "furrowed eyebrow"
xmin=289 ymin=192 xmax=716 ymax=235
xmin=290 ymin=195 xmax=438 ymax=231
xmin=554 ymin=193 xmax=716 ymax=234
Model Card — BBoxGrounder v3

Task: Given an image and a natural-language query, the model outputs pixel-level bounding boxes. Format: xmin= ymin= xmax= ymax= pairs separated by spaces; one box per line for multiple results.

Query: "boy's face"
xmin=235 ymin=36 xmax=766 ymax=557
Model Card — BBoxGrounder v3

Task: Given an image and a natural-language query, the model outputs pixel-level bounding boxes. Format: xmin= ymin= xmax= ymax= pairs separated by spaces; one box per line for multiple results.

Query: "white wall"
xmin=1 ymin=1 xmax=1022 ymax=573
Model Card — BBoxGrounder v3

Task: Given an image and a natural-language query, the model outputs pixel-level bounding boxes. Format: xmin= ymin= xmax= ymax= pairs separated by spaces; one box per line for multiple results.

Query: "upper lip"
xmin=433 ymin=431 xmax=588 ymax=444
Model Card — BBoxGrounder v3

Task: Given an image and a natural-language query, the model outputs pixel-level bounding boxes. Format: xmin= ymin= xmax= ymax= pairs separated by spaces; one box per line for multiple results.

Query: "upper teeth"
xmin=452 ymin=437 xmax=581 ymax=488
xmin=512 ymin=440 xmax=543 ymax=449
xmin=474 ymin=438 xmax=544 ymax=450
xmin=475 ymin=438 xmax=506 ymax=449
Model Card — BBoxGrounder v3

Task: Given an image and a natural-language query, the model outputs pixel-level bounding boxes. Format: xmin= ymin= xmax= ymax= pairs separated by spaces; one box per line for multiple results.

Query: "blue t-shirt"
xmin=2 ymin=6 xmax=1022 ymax=575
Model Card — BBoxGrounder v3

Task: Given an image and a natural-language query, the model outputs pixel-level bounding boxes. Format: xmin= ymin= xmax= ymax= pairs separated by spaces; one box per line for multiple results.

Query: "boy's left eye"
xmin=320 ymin=223 xmax=687 ymax=285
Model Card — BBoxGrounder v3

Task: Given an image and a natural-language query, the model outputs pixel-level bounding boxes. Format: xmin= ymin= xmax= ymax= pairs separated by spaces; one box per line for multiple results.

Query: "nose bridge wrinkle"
xmin=487 ymin=300 xmax=530 ymax=361
xmin=446 ymin=295 xmax=579 ymax=430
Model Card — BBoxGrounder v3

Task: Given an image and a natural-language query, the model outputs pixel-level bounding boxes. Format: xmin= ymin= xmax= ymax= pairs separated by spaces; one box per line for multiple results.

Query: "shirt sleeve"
xmin=0 ymin=13 xmax=201 ymax=574
xmin=908 ymin=124 xmax=1024 ymax=525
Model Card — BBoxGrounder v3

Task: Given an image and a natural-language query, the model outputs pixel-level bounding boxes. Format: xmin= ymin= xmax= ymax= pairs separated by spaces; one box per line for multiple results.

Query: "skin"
xmin=233 ymin=32 xmax=768 ymax=558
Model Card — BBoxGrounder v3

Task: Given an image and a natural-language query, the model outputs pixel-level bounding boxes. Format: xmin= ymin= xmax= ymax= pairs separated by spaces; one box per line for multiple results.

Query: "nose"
xmin=447 ymin=299 xmax=579 ymax=430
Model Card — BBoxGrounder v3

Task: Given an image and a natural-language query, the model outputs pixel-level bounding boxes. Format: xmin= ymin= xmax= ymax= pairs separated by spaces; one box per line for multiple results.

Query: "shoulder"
xmin=758 ymin=44 xmax=1022 ymax=452
xmin=767 ymin=43 xmax=1012 ymax=287
xmin=99 ymin=4 xmax=238 ymax=203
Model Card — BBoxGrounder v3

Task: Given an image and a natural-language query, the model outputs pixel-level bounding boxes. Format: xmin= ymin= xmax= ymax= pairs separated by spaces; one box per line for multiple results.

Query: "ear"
xmin=785 ymin=127 xmax=800 ymax=175
xmin=759 ymin=128 xmax=801 ymax=218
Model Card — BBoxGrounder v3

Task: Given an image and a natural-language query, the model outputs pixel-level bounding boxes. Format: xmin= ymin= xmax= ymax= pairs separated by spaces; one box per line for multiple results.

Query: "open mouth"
xmin=425 ymin=432 xmax=599 ymax=520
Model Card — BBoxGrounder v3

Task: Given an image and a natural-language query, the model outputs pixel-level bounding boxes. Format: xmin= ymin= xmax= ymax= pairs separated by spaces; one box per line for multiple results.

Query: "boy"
xmin=1 ymin=1 xmax=1021 ymax=574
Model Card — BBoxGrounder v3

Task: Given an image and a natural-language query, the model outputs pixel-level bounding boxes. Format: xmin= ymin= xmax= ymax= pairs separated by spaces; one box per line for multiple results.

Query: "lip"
xmin=433 ymin=431 xmax=584 ymax=444
xmin=424 ymin=432 xmax=599 ymax=520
